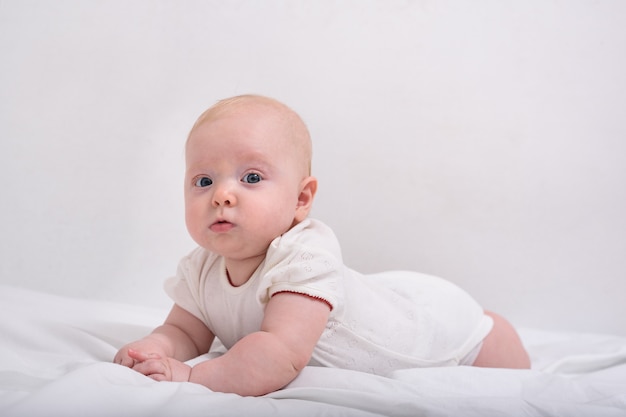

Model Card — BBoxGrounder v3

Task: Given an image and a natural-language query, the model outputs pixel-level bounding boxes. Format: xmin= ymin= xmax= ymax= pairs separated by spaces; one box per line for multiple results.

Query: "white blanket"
xmin=1 ymin=284 xmax=625 ymax=417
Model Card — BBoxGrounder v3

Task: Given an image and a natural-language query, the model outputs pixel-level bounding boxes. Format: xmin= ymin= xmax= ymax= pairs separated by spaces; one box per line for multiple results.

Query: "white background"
xmin=1 ymin=1 xmax=624 ymax=335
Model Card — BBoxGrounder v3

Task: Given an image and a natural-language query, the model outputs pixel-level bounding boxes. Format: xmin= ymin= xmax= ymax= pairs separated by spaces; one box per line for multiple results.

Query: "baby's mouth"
xmin=210 ymin=220 xmax=234 ymax=233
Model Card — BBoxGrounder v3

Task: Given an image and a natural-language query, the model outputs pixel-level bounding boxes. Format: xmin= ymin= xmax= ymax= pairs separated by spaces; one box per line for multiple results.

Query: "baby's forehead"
xmin=196 ymin=101 xmax=304 ymax=142
xmin=188 ymin=95 xmax=312 ymax=174
xmin=192 ymin=106 xmax=293 ymax=146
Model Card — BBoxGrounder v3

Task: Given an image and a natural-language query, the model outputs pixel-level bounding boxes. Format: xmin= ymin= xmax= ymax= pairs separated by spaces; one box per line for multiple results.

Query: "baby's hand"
xmin=129 ymin=349 xmax=192 ymax=383
xmin=114 ymin=339 xmax=165 ymax=368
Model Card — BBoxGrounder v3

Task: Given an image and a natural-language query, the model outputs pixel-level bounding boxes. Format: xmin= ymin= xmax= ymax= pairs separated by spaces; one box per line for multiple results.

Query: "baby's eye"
xmin=194 ymin=177 xmax=213 ymax=187
xmin=242 ymin=173 xmax=262 ymax=184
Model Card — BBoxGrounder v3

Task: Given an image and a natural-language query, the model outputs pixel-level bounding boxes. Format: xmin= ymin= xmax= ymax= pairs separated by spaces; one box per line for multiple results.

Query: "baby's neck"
xmin=224 ymin=255 xmax=265 ymax=287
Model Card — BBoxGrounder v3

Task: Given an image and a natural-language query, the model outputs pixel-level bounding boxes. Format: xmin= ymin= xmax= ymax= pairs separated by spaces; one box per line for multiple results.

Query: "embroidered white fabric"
xmin=165 ymin=218 xmax=493 ymax=375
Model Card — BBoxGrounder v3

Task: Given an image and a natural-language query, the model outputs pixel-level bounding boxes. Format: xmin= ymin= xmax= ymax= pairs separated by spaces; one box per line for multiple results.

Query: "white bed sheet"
xmin=1 ymin=284 xmax=625 ymax=417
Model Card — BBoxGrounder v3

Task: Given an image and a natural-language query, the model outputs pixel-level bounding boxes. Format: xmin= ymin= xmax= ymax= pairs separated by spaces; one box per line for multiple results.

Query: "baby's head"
xmin=184 ymin=95 xmax=317 ymax=263
xmin=187 ymin=94 xmax=312 ymax=177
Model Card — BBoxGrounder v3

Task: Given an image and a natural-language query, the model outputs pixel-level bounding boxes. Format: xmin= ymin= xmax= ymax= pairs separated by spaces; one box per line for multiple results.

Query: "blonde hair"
xmin=187 ymin=94 xmax=312 ymax=175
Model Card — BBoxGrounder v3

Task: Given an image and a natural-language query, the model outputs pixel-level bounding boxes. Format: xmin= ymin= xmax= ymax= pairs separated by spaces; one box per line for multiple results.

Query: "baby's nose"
xmin=212 ymin=183 xmax=237 ymax=207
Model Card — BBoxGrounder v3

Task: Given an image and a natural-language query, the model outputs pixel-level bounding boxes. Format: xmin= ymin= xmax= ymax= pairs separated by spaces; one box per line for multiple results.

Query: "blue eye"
xmin=242 ymin=173 xmax=262 ymax=184
xmin=194 ymin=177 xmax=213 ymax=187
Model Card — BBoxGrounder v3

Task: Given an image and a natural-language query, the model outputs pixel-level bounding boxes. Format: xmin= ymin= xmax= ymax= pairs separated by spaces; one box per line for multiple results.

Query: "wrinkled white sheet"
xmin=1 ymin=284 xmax=625 ymax=417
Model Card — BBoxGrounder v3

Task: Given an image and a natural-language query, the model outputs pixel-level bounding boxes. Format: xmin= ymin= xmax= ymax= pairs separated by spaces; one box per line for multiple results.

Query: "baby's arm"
xmin=114 ymin=304 xmax=214 ymax=368
xmin=185 ymin=292 xmax=330 ymax=396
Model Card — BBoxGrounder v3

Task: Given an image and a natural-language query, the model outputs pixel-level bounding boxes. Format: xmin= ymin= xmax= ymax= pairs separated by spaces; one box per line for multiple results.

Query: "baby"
xmin=114 ymin=94 xmax=530 ymax=396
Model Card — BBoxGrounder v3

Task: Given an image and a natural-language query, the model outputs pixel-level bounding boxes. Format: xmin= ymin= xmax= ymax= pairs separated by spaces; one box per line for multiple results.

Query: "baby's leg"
xmin=472 ymin=310 xmax=531 ymax=369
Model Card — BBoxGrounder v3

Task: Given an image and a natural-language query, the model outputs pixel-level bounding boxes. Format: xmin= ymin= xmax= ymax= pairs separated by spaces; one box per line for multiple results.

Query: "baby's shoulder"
xmin=271 ymin=218 xmax=343 ymax=260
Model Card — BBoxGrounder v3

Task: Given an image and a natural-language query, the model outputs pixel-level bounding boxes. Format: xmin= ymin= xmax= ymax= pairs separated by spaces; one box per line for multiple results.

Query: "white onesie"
xmin=165 ymin=218 xmax=493 ymax=376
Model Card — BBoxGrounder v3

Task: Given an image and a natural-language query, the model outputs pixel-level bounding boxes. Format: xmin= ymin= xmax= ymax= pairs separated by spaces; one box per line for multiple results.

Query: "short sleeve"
xmin=258 ymin=219 xmax=345 ymax=311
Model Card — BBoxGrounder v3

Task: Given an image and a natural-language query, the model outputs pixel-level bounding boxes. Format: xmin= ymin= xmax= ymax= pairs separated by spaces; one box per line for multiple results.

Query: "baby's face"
xmin=184 ymin=104 xmax=309 ymax=265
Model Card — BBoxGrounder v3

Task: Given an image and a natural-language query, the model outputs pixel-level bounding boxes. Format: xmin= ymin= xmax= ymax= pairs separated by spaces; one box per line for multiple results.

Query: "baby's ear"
xmin=294 ymin=176 xmax=317 ymax=222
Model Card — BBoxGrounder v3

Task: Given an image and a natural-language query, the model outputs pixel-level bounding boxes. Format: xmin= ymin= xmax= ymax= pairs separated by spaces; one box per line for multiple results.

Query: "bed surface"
xmin=1 ymin=284 xmax=625 ymax=417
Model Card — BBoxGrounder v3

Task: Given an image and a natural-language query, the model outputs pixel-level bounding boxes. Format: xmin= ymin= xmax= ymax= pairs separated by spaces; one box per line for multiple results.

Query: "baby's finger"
xmin=147 ymin=373 xmax=168 ymax=382
xmin=114 ymin=353 xmax=135 ymax=367
xmin=133 ymin=359 xmax=169 ymax=379
xmin=128 ymin=348 xmax=162 ymax=362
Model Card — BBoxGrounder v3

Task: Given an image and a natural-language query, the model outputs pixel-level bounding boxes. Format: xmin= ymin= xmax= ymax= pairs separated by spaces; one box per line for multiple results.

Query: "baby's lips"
xmin=210 ymin=220 xmax=235 ymax=233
